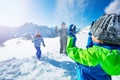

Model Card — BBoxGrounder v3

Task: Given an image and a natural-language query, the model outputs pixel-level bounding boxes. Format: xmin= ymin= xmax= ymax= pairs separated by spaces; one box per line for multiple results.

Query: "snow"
xmin=0 ymin=27 xmax=120 ymax=80
xmin=0 ymin=36 xmax=77 ymax=80
xmin=0 ymin=38 xmax=35 ymax=61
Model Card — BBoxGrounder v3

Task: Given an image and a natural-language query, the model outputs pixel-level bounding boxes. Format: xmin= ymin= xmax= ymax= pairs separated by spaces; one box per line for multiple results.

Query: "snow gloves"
xmin=68 ymin=24 xmax=77 ymax=47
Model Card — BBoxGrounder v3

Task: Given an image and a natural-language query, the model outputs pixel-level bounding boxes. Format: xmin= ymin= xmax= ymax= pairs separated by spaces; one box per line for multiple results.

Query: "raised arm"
xmin=66 ymin=36 xmax=98 ymax=66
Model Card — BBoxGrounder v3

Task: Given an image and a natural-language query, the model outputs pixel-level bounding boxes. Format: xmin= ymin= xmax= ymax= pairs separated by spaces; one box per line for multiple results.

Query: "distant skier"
xmin=56 ymin=22 xmax=68 ymax=54
xmin=66 ymin=14 xmax=120 ymax=80
xmin=32 ymin=30 xmax=45 ymax=60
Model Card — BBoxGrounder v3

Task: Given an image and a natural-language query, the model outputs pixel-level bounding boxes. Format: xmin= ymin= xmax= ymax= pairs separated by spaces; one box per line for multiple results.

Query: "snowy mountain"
xmin=0 ymin=23 xmax=56 ymax=45
xmin=14 ymin=23 xmax=55 ymax=38
xmin=0 ymin=27 xmax=119 ymax=80
xmin=0 ymin=26 xmax=17 ymax=45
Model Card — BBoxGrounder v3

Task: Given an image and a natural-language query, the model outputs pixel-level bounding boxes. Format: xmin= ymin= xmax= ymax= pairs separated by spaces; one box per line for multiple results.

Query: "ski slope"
xmin=0 ymin=27 xmax=120 ymax=80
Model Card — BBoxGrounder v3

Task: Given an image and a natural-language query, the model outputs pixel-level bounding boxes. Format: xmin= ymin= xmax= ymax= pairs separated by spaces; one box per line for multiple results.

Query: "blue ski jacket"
xmin=32 ymin=36 xmax=45 ymax=48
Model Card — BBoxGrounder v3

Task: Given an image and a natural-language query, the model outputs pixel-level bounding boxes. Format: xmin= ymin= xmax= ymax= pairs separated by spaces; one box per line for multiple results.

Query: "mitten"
xmin=68 ymin=24 xmax=77 ymax=46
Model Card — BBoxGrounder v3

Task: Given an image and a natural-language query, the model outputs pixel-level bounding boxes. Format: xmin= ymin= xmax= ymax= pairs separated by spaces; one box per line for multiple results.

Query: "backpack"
xmin=91 ymin=14 xmax=120 ymax=45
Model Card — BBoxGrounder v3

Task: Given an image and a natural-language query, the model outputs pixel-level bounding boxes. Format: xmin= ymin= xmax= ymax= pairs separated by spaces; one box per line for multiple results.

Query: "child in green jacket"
xmin=66 ymin=23 xmax=120 ymax=80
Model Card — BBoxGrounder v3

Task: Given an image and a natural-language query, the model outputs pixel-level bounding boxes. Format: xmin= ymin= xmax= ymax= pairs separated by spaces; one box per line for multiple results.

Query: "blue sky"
xmin=0 ymin=0 xmax=115 ymax=28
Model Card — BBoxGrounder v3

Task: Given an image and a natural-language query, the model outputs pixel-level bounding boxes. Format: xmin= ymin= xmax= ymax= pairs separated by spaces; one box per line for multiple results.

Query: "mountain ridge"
xmin=0 ymin=23 xmax=56 ymax=45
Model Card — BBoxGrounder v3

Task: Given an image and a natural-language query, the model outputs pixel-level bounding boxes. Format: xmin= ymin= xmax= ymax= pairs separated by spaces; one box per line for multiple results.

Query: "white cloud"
xmin=54 ymin=0 xmax=89 ymax=25
xmin=105 ymin=0 xmax=120 ymax=15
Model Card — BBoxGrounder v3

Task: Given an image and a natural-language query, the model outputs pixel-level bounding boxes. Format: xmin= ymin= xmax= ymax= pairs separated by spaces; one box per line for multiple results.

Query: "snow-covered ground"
xmin=0 ymin=27 xmax=120 ymax=80
xmin=0 ymin=37 xmax=77 ymax=80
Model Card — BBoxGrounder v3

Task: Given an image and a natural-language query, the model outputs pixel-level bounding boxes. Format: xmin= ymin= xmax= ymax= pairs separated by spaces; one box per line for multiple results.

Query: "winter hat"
xmin=91 ymin=14 xmax=120 ymax=45
xmin=61 ymin=22 xmax=65 ymax=25
xmin=35 ymin=29 xmax=41 ymax=36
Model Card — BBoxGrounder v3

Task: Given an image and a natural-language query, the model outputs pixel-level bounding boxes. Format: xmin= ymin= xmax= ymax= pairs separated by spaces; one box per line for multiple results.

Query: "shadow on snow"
xmin=41 ymin=56 xmax=77 ymax=79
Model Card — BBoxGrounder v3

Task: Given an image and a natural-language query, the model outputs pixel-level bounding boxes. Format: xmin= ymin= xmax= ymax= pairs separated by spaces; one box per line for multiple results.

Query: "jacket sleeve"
xmin=66 ymin=36 xmax=120 ymax=75
xmin=56 ymin=28 xmax=60 ymax=34
xmin=66 ymin=36 xmax=98 ymax=66
xmin=41 ymin=37 xmax=45 ymax=45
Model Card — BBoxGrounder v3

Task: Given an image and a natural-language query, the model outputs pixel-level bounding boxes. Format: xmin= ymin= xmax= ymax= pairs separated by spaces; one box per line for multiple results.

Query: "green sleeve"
xmin=66 ymin=36 xmax=120 ymax=75
xmin=66 ymin=36 xmax=98 ymax=66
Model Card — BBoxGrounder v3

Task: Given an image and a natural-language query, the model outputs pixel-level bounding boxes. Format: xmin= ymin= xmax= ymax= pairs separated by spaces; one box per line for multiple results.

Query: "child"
xmin=66 ymin=23 xmax=120 ymax=80
xmin=56 ymin=22 xmax=68 ymax=54
xmin=32 ymin=30 xmax=45 ymax=60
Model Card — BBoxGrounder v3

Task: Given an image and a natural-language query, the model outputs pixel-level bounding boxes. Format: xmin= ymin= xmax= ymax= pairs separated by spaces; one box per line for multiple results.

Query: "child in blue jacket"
xmin=32 ymin=30 xmax=45 ymax=60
